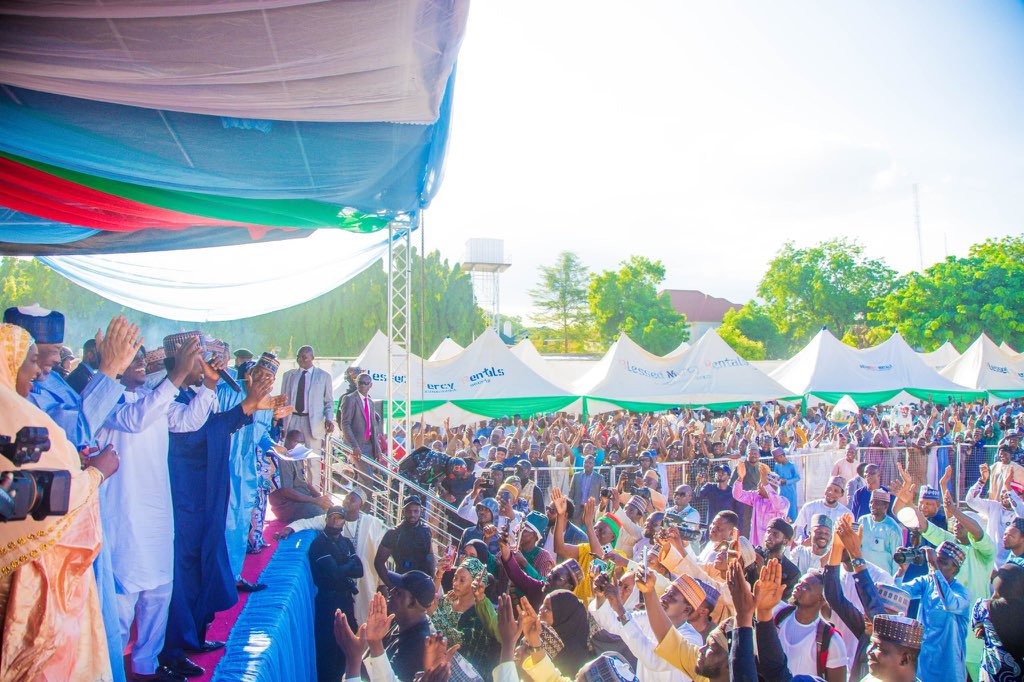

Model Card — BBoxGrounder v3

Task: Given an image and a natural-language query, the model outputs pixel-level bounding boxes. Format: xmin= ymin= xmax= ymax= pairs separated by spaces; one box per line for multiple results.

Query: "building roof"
xmin=659 ymin=289 xmax=742 ymax=323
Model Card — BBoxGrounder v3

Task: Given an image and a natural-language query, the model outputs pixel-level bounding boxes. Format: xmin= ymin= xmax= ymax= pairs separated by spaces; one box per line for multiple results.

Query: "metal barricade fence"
xmin=955 ymin=443 xmax=1000 ymax=503
xmin=531 ymin=449 xmax=841 ymax=525
xmin=324 ymin=437 xmax=462 ymax=554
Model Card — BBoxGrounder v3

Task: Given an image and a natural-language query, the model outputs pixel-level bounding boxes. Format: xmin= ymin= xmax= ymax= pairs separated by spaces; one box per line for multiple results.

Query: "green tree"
xmin=869 ymin=235 xmax=1024 ymax=350
xmin=717 ymin=301 xmax=788 ymax=360
xmin=588 ymin=256 xmax=688 ymax=354
xmin=757 ymin=238 xmax=898 ymax=353
xmin=529 ymin=251 xmax=592 ymax=353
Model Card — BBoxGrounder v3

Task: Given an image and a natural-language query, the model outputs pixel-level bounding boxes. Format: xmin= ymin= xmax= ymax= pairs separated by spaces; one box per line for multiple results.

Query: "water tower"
xmin=462 ymin=238 xmax=511 ymax=331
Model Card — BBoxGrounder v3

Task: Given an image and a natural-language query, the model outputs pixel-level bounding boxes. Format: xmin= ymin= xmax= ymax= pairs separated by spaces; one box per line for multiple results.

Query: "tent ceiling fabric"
xmin=0 ymin=84 xmax=454 ymax=212
xmin=37 ymin=227 xmax=403 ymax=321
xmin=0 ymin=0 xmax=469 ymax=123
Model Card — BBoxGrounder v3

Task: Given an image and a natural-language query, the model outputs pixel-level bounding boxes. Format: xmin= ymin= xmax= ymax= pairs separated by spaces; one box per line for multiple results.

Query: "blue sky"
xmin=425 ymin=1 xmax=1024 ymax=322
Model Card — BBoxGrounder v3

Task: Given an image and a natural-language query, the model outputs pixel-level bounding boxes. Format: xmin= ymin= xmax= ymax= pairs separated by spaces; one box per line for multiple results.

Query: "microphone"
xmin=218 ymin=369 xmax=241 ymax=393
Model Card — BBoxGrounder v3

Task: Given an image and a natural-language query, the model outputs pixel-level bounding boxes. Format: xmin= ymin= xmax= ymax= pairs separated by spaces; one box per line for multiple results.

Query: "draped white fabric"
xmin=0 ymin=0 xmax=469 ymax=123
xmin=40 ymin=228 xmax=397 ymax=321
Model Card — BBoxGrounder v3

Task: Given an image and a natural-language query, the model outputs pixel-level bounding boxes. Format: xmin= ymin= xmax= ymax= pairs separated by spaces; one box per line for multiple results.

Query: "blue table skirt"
xmin=212 ymin=530 xmax=318 ymax=682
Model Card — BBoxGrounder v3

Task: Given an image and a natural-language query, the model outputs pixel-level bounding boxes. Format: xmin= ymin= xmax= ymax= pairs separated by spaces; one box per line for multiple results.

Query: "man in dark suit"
xmin=340 ymin=372 xmax=382 ymax=460
xmin=66 ymin=338 xmax=99 ymax=394
xmin=567 ymin=454 xmax=604 ymax=523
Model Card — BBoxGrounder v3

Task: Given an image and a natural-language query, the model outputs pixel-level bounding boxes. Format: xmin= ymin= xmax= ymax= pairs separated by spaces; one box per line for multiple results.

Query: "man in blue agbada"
xmin=895 ymin=540 xmax=970 ymax=682
xmin=220 ymin=352 xmax=283 ymax=593
xmin=4 ymin=305 xmax=142 ymax=682
xmin=157 ymin=331 xmax=276 ymax=680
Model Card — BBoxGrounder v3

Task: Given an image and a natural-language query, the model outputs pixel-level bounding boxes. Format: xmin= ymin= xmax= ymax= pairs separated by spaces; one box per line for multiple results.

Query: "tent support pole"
xmin=386 ymin=218 xmax=413 ymax=461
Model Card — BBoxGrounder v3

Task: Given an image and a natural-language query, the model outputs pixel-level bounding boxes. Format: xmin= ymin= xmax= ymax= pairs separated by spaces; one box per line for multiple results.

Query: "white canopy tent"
xmin=940 ymin=334 xmax=1024 ymax=399
xmin=428 ymin=336 xmax=464 ymax=362
xmin=572 ymin=330 xmax=794 ymax=414
xmin=509 ymin=337 xmax=583 ymax=391
xmin=1000 ymin=341 xmax=1019 ymax=355
xmin=770 ymin=329 xmax=983 ymax=405
xmin=417 ymin=330 xmax=576 ymax=425
xmin=919 ymin=341 xmax=961 ymax=371
xmin=349 ymin=330 xmax=424 ymax=402
xmin=664 ymin=339 xmax=691 ymax=357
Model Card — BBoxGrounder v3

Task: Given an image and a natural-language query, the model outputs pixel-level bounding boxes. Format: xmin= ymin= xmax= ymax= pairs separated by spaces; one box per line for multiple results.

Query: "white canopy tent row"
xmin=940 ymin=333 xmax=1024 ymax=399
xmin=1001 ymin=341 xmax=1019 ymax=355
xmin=567 ymin=329 xmax=798 ymax=415
xmin=769 ymin=328 xmax=985 ymax=407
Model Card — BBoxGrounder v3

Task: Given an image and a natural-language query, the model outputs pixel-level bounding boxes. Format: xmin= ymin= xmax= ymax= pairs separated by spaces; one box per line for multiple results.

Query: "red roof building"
xmin=659 ymin=289 xmax=742 ymax=339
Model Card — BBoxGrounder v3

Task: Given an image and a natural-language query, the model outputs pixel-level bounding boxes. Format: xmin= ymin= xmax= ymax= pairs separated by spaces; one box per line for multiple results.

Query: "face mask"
xmin=325 ymin=526 xmax=343 ymax=538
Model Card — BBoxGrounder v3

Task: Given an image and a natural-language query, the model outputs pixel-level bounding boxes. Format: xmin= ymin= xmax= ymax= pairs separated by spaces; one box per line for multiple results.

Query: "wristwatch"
xmin=849 ymin=557 xmax=866 ymax=570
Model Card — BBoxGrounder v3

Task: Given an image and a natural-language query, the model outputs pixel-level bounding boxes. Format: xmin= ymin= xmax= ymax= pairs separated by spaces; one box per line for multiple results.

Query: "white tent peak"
xmin=940 ymin=334 xmax=1024 ymax=395
xmin=428 ymin=335 xmax=464 ymax=361
xmin=919 ymin=341 xmax=960 ymax=371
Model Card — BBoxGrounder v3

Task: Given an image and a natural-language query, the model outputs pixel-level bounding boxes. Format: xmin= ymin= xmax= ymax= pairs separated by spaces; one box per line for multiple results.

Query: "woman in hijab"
xmin=539 ymin=589 xmax=593 ymax=676
xmin=973 ymin=563 xmax=1024 ymax=681
xmin=430 ymin=556 xmax=500 ymax=677
xmin=0 ymin=323 xmax=118 ymax=681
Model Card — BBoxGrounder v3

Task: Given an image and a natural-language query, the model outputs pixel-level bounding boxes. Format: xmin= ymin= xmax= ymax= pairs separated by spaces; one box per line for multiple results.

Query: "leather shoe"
xmin=187 ymin=640 xmax=226 ymax=653
xmin=133 ymin=666 xmax=188 ymax=682
xmin=161 ymin=658 xmax=204 ymax=678
xmin=236 ymin=578 xmax=266 ymax=593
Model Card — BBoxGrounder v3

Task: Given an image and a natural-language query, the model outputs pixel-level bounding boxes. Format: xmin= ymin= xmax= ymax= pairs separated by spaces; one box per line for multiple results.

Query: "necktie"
xmin=363 ymin=396 xmax=371 ymax=440
xmin=295 ymin=370 xmax=307 ymax=415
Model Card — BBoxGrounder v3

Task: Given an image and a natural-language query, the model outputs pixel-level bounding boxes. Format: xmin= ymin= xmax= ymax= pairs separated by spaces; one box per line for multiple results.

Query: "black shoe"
xmin=188 ymin=640 xmax=226 ymax=653
xmin=161 ymin=658 xmax=204 ymax=678
xmin=236 ymin=578 xmax=266 ymax=593
xmin=133 ymin=665 xmax=188 ymax=682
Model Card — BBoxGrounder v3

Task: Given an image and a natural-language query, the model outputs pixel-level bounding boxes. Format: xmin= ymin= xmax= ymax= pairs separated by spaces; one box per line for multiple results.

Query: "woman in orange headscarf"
xmin=0 ymin=323 xmax=116 ymax=682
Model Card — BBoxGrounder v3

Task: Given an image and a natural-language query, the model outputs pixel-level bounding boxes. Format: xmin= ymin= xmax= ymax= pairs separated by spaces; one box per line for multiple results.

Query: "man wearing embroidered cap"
xmin=859 ymin=488 xmax=903 ymax=574
xmin=731 ymin=465 xmax=790 ymax=549
xmin=909 ymin=478 xmax=994 ymax=680
xmin=598 ymin=572 xmax=706 ymax=682
xmin=159 ymin=333 xmax=275 ymax=679
xmin=794 ymin=474 xmax=852 ymax=540
xmin=894 ymin=539 xmax=969 ymax=682
xmin=865 ymin=614 xmax=924 ymax=682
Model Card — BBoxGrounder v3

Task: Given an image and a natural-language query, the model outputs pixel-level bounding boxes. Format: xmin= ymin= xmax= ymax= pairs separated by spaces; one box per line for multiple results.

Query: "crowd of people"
xmin=2 ymin=303 xmax=1024 ymax=682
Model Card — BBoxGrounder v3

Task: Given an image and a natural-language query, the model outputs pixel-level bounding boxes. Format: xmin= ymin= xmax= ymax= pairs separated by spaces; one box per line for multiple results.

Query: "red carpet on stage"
xmin=122 ymin=515 xmax=286 ymax=682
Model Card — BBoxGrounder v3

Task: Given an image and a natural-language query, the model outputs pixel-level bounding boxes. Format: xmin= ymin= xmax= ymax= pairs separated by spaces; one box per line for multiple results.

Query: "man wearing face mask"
xmin=308 ymin=506 xmax=363 ymax=682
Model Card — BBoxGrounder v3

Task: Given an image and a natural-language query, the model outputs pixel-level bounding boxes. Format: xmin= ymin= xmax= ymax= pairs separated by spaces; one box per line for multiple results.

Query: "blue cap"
xmin=3 ymin=305 xmax=64 ymax=344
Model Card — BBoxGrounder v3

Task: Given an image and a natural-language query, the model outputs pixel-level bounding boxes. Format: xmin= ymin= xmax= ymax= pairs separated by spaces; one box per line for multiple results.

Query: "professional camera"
xmin=661 ymin=512 xmax=707 ymax=542
xmin=0 ymin=427 xmax=72 ymax=523
xmin=894 ymin=547 xmax=927 ymax=566
xmin=0 ymin=470 xmax=71 ymax=522
xmin=0 ymin=427 xmax=50 ymax=467
xmin=397 ymin=446 xmax=453 ymax=487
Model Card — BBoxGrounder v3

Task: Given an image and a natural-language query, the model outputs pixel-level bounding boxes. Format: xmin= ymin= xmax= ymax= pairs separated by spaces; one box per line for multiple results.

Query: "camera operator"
xmin=0 ymin=321 xmax=121 ymax=682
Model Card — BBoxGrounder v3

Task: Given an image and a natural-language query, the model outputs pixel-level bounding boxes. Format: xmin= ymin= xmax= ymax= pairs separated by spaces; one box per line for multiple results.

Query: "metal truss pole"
xmin=386 ymin=219 xmax=413 ymax=461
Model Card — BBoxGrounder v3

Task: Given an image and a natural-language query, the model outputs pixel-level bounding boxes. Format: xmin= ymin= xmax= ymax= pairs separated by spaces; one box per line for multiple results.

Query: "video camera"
xmin=397 ymin=446 xmax=455 ymax=488
xmin=661 ymin=512 xmax=707 ymax=542
xmin=894 ymin=547 xmax=927 ymax=566
xmin=0 ymin=427 xmax=71 ymax=523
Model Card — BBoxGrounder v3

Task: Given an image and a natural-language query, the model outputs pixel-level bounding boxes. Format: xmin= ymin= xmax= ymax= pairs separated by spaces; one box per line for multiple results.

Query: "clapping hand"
xmin=96 ymin=316 xmax=144 ymax=379
xmin=365 ymin=592 xmax=394 ymax=656
xmin=727 ymin=558 xmax=755 ymax=626
xmin=519 ymin=597 xmax=542 ymax=649
xmin=753 ymin=558 xmax=784 ymax=621
xmin=551 ymin=488 xmax=568 ymax=517
xmin=422 ymin=634 xmax=460 ymax=676
xmin=333 ymin=610 xmax=367 ymax=662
